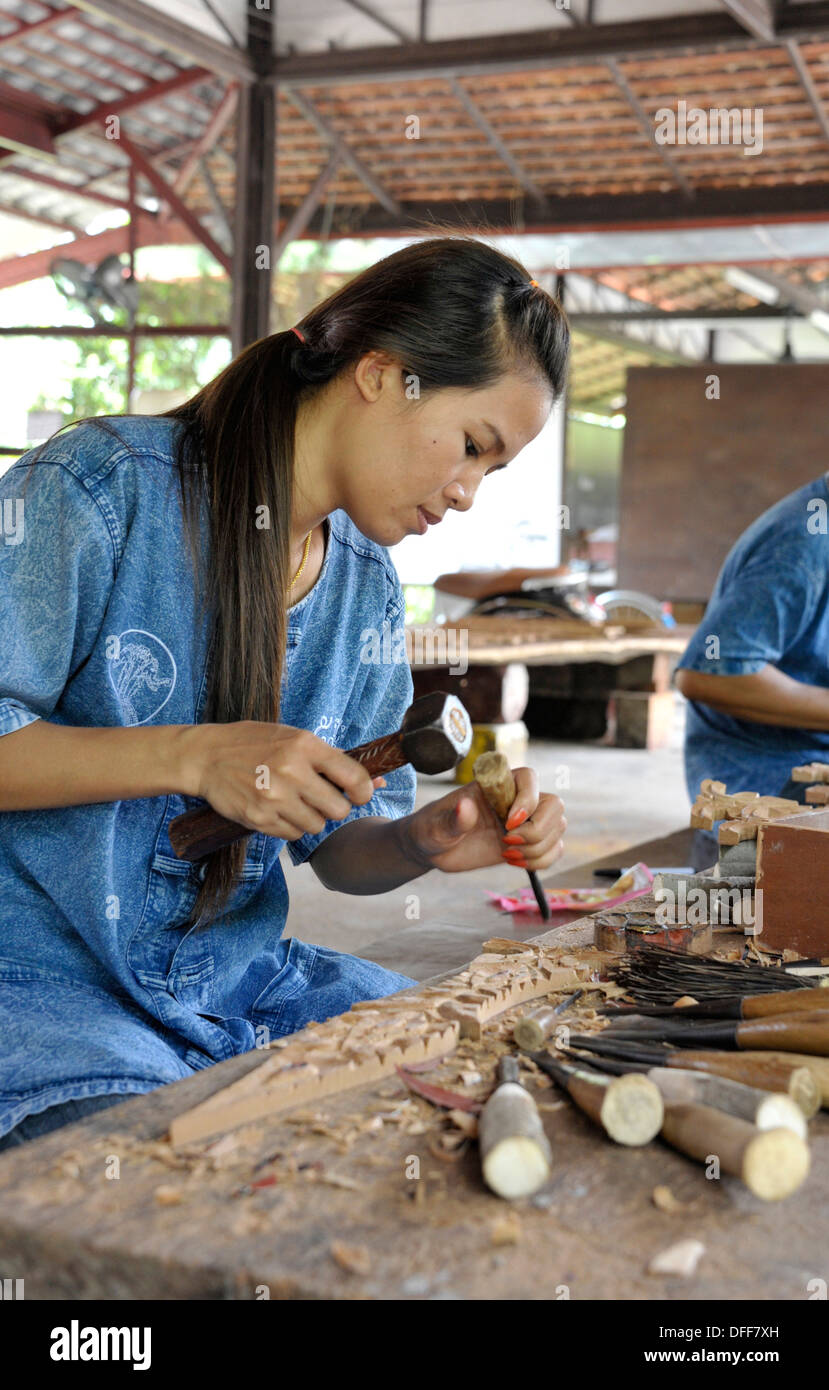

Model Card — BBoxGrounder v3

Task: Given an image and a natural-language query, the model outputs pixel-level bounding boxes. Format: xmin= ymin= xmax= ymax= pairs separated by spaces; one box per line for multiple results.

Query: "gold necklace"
xmin=290 ymin=529 xmax=313 ymax=589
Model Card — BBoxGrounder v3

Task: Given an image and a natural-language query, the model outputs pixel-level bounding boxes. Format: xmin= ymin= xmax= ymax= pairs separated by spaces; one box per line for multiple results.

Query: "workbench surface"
xmin=1 ymin=831 xmax=826 ymax=1302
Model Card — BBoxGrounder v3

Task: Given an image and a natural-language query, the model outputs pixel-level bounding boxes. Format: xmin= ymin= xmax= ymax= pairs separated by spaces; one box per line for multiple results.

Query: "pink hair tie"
xmin=291 ymin=326 xmax=306 ymax=343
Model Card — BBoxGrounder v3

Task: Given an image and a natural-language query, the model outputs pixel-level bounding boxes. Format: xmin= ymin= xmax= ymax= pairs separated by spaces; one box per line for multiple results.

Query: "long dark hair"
xmin=169 ymin=234 xmax=570 ymax=923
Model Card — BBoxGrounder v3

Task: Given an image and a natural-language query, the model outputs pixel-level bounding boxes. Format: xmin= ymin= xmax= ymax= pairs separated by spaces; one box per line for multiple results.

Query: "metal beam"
xmin=0 ymin=214 xmax=194 ymax=290
xmin=198 ymin=155 xmax=232 ymax=247
xmin=293 ymin=182 xmax=829 ymax=238
xmin=733 ymin=264 xmax=829 ymax=320
xmin=573 ymin=321 xmax=700 ymax=365
xmin=447 ymin=77 xmax=551 ymax=209
xmin=286 ymin=89 xmax=400 ymax=216
xmin=717 ymin=0 xmax=776 ymax=42
xmin=341 ymin=0 xmax=413 ymax=43
xmin=606 ymin=58 xmax=694 ymax=201
xmin=231 ymin=7 xmax=276 ymax=351
xmin=0 ymin=164 xmax=134 ymax=210
xmin=0 ymin=104 xmax=56 ymax=159
xmin=73 ymin=0 xmax=254 ymax=82
xmin=0 ymin=324 xmax=229 ymax=336
xmin=54 ymin=67 xmax=215 ymax=135
xmin=172 ymin=84 xmax=238 ymax=195
xmin=117 ymin=131 xmax=232 ymax=272
xmin=569 ymin=306 xmax=793 ymax=322
xmin=0 ymin=6 xmax=80 ymax=49
xmin=0 ymin=199 xmax=82 ymax=233
xmin=786 ymin=39 xmax=829 ymax=147
xmin=274 ymin=151 xmax=342 ymax=262
xmin=269 ymin=3 xmax=829 ymax=87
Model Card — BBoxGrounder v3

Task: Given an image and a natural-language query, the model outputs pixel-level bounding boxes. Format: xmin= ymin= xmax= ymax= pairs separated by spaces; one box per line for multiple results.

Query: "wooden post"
xmin=231 ymin=7 xmax=276 ymax=353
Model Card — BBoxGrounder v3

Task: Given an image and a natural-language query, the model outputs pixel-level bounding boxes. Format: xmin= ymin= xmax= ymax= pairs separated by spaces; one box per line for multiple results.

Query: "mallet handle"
xmin=169 ymin=732 xmax=405 ymax=862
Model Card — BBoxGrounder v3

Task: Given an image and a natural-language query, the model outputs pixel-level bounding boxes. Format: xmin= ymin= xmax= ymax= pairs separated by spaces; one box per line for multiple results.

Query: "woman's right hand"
xmin=178 ymin=721 xmax=380 ymax=841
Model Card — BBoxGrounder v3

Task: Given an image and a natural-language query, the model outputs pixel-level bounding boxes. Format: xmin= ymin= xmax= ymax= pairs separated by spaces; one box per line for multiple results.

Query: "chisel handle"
xmin=660 ymin=1101 xmax=810 ymax=1200
xmin=473 ymin=751 xmax=551 ymax=921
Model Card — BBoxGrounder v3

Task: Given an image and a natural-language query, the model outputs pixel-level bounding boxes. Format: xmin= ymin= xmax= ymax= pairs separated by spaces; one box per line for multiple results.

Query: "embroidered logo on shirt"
xmin=314 ymin=714 xmax=342 ymax=745
xmin=107 ymin=629 xmax=177 ymax=725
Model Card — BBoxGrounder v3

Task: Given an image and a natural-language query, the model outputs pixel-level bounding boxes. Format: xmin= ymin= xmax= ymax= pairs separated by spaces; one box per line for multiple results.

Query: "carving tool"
xmin=609 ymin=943 xmax=814 ymax=1004
xmin=530 ymin=1052 xmax=663 ymax=1146
xmin=561 ymin=1052 xmax=807 ymax=1137
xmin=513 ymin=990 xmax=582 ymax=1050
xmin=169 ymin=690 xmax=472 ymax=860
xmin=603 ymin=983 xmax=829 ymax=1021
xmin=563 ymin=1035 xmax=822 ymax=1116
xmin=598 ymin=1010 xmax=829 ymax=1055
xmin=473 ymin=750 xmax=551 ymax=919
xmin=659 ymin=1101 xmax=810 ymax=1201
xmin=478 ymin=1054 xmax=552 ymax=1199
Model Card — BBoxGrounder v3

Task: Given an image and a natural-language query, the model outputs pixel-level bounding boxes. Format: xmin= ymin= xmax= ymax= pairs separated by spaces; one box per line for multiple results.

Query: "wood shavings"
xmin=330 ymin=1241 xmax=372 ymax=1276
xmin=491 ymin=1213 xmax=522 ymax=1246
xmin=648 ymin=1239 xmax=705 ymax=1277
xmin=482 ymin=937 xmax=536 ymax=955
xmin=458 ymin=1069 xmax=483 ymax=1087
xmin=317 ymin=1172 xmax=364 ymax=1191
xmin=446 ymin=1110 xmax=478 ymax=1138
xmin=154 ymin=1185 xmax=184 ymax=1207
xmin=673 ymin=996 xmax=699 ymax=1009
xmin=652 ymin=1185 xmax=685 ymax=1213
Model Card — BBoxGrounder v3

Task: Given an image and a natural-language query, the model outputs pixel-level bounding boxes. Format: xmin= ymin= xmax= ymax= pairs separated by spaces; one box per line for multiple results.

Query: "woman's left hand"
xmin=403 ymin=766 xmax=566 ymax=875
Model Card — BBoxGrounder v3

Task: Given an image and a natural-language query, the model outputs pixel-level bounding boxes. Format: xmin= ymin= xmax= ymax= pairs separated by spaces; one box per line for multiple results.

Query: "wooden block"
xmin=719 ymin=818 xmax=760 ymax=845
xmin=806 ymin=786 xmax=829 ymax=805
xmin=792 ymin=762 xmax=829 ymax=784
xmin=612 ymin=690 xmax=675 ymax=750
xmin=756 ymin=809 xmax=829 ymax=955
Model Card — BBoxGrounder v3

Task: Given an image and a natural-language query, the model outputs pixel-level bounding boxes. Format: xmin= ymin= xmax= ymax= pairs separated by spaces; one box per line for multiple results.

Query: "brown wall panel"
xmin=618 ymin=364 xmax=829 ymax=602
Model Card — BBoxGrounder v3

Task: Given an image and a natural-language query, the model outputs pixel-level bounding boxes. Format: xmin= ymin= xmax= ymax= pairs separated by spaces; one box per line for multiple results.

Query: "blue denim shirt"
xmin=0 ymin=417 xmax=416 ymax=1136
xmin=677 ymin=475 xmax=829 ymax=801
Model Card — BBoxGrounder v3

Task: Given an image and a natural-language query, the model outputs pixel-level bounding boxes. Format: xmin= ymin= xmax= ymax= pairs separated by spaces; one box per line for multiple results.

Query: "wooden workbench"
xmin=0 ymin=829 xmax=826 ymax=1301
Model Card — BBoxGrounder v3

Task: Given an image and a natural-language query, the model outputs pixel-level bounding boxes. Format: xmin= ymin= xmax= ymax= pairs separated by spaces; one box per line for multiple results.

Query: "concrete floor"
xmin=284 ymin=695 xmax=690 ymax=975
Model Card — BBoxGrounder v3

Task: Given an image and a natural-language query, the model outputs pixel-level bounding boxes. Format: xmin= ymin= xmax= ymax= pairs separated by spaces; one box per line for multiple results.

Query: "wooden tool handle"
xmin=739 ymin=1051 xmax=829 ymax=1107
xmin=739 ymin=1012 xmax=829 ymax=1055
xmin=473 ymin=750 xmax=552 ymax=920
xmin=669 ymin=1051 xmax=821 ymax=1117
xmin=473 ymin=751 xmax=515 ymax=823
xmin=743 ymin=986 xmax=829 ymax=1019
xmin=479 ymin=1076 xmax=552 ymax=1199
xmin=660 ymin=1101 xmax=810 ymax=1200
xmin=169 ymin=732 xmax=406 ymax=861
xmin=648 ymin=1067 xmax=806 ymax=1137
xmin=568 ymin=1071 xmax=663 ymax=1146
xmin=514 ymin=1005 xmax=560 ymax=1051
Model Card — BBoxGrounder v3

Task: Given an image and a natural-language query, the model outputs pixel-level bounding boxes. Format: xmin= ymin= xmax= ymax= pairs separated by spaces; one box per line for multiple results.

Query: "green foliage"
xmin=33 ymin=270 xmax=230 ymax=420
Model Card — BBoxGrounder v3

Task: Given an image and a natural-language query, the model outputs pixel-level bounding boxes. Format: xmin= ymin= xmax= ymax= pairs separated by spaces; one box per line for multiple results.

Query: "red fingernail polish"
xmin=503 ymin=850 xmax=523 ymax=864
xmin=505 ymin=808 xmax=529 ymax=831
xmin=503 ymin=834 xmax=523 ymax=845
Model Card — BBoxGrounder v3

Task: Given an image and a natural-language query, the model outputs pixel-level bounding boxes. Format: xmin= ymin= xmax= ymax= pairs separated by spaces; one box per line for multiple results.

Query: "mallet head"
xmin=400 ymin=691 xmax=472 ymax=773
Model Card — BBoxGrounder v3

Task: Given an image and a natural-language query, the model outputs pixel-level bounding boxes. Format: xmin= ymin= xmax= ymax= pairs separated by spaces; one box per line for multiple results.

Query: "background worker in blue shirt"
xmin=675 ymin=474 xmax=829 ymax=803
xmin=0 ymin=236 xmax=569 ymax=1148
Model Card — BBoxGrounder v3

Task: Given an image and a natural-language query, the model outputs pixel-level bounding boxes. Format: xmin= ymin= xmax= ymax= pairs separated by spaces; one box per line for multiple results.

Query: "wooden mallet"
xmin=169 ymin=690 xmax=472 ymax=861
xmin=473 ymin=750 xmax=551 ymax=919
